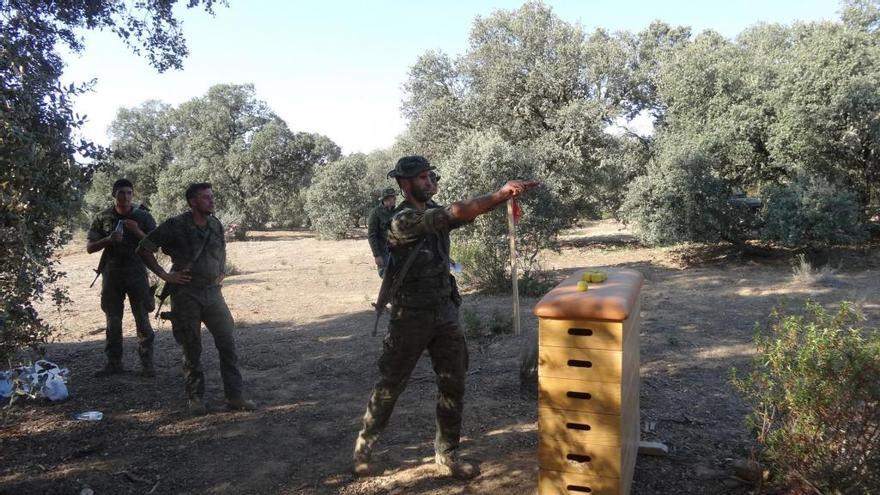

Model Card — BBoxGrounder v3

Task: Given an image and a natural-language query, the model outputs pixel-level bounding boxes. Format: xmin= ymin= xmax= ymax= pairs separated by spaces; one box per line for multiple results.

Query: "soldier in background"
xmin=86 ymin=178 xmax=157 ymax=377
xmin=353 ymin=156 xmax=539 ymax=479
xmin=367 ymin=187 xmax=397 ymax=278
xmin=137 ymin=183 xmax=256 ymax=415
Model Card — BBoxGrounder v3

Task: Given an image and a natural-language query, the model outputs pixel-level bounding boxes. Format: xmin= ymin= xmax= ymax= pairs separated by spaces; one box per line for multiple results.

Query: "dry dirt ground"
xmin=2 ymin=220 xmax=879 ymax=495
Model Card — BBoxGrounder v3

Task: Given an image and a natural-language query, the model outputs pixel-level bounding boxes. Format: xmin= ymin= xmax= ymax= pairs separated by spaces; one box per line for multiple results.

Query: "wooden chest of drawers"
xmin=533 ymin=268 xmax=643 ymax=495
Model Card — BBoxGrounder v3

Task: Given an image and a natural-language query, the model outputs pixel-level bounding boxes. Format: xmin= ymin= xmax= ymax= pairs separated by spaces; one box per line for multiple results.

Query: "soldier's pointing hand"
xmin=500 ymin=180 xmax=541 ymax=199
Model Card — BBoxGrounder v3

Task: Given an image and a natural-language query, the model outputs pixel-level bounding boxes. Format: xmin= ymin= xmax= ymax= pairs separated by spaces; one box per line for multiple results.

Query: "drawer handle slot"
xmin=566 ymin=422 xmax=591 ymax=431
xmin=565 ymin=390 xmax=593 ymax=400
xmin=567 ymin=360 xmax=592 ymax=368
xmin=568 ymin=328 xmax=593 ymax=336
xmin=566 ymin=486 xmax=592 ymax=493
xmin=566 ymin=453 xmax=591 ymax=464
xmin=566 ymin=391 xmax=592 ymax=400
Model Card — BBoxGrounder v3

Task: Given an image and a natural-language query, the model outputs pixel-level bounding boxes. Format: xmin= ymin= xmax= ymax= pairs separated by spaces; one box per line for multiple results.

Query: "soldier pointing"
xmin=353 ymin=155 xmax=539 ymax=479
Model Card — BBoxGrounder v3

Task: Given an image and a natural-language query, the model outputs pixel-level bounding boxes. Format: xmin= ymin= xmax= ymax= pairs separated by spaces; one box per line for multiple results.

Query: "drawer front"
xmin=539 ymin=376 xmax=622 ymax=414
xmin=539 ymin=436 xmax=621 ymax=477
xmin=539 ymin=407 xmax=622 ymax=447
xmin=539 ymin=346 xmax=623 ymax=383
xmin=539 ymin=318 xmax=625 ymax=351
xmin=539 ymin=469 xmax=623 ymax=495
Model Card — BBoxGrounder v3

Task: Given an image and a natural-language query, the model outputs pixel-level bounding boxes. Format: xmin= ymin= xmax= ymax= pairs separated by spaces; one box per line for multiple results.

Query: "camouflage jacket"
xmin=386 ymin=200 xmax=468 ymax=308
xmin=88 ymin=206 xmax=156 ymax=275
xmin=367 ymin=204 xmax=394 ymax=257
xmin=139 ymin=212 xmax=226 ymax=288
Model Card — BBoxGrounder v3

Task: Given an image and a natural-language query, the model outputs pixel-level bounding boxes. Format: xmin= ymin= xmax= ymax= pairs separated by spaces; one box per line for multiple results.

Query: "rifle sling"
xmin=155 ymin=221 xmax=215 ymax=318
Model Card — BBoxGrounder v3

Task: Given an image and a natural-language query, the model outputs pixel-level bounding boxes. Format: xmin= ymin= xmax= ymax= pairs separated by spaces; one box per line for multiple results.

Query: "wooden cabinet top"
xmin=534 ymin=268 xmax=644 ymax=322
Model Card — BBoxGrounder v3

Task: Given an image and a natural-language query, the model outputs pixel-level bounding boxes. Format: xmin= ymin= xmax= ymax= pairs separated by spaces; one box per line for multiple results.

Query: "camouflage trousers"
xmin=356 ymin=299 xmax=469 ymax=457
xmin=100 ymin=270 xmax=154 ymax=366
xmin=169 ymin=286 xmax=244 ymax=400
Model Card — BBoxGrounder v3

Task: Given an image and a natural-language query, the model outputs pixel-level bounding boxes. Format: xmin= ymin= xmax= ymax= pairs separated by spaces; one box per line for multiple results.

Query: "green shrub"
xmin=305 ymin=152 xmax=393 ymax=240
xmin=760 ymin=174 xmax=866 ymax=247
xmin=620 ymin=143 xmax=750 ymax=245
xmin=439 ymin=130 xmax=581 ymax=293
xmin=731 ymin=301 xmax=880 ymax=493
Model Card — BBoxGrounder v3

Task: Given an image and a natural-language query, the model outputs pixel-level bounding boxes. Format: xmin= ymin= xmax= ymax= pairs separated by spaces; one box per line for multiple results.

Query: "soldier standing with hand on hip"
xmin=136 ymin=183 xmax=256 ymax=415
xmin=353 ymin=155 xmax=539 ymax=479
xmin=86 ymin=178 xmax=157 ymax=377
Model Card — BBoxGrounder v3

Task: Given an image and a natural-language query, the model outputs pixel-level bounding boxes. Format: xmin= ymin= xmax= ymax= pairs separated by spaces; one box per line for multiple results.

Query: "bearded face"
xmin=403 ymin=171 xmax=433 ymax=202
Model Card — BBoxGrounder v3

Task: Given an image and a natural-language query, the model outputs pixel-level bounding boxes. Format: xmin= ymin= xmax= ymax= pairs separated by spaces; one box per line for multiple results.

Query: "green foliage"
xmin=634 ymin=9 xmax=880 ymax=245
xmin=760 ymin=174 xmax=867 ymax=247
xmin=767 ymin=18 xmax=880 ymax=212
xmin=439 ymin=130 xmax=576 ymax=292
xmin=305 ymin=152 xmax=393 ymax=239
xmin=731 ymin=301 xmax=880 ymax=493
xmin=90 ymin=84 xmax=341 ymax=230
xmin=0 ymin=0 xmax=216 ymax=363
xmin=401 ymin=3 xmax=667 ymax=290
xmin=461 ymin=306 xmax=513 ymax=353
xmin=619 ymin=141 xmax=748 ymax=245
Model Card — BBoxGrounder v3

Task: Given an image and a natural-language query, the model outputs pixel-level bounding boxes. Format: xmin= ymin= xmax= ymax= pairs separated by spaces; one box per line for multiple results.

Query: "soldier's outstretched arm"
xmin=448 ymin=180 xmax=540 ymax=223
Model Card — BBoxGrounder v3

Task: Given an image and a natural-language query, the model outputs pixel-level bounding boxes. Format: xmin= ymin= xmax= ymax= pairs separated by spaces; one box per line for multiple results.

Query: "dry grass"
xmin=791 ymin=254 xmax=836 ymax=285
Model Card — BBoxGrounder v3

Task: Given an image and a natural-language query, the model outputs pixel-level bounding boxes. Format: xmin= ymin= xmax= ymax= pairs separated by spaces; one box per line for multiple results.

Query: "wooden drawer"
xmin=539 ymin=469 xmax=622 ymax=495
xmin=539 ymin=318 xmax=625 ymax=351
xmin=539 ymin=407 xmax=623 ymax=447
xmin=538 ymin=436 xmax=621 ymax=477
xmin=538 ymin=376 xmax=622 ymax=414
xmin=538 ymin=346 xmax=622 ymax=383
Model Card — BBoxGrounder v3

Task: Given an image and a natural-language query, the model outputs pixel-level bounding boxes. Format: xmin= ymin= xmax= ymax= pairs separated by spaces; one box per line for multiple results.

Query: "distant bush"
xmin=760 ymin=174 xmax=866 ymax=247
xmin=620 ymin=144 xmax=749 ymax=245
xmin=731 ymin=301 xmax=880 ymax=493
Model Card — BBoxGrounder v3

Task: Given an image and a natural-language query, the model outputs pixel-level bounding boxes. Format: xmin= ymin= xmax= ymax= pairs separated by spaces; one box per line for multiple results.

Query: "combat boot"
xmin=435 ymin=452 xmax=480 ymax=480
xmin=352 ymin=435 xmax=372 ymax=477
xmin=226 ymin=397 xmax=257 ymax=411
xmin=187 ymin=397 xmax=207 ymax=416
xmin=94 ymin=360 xmax=125 ymax=377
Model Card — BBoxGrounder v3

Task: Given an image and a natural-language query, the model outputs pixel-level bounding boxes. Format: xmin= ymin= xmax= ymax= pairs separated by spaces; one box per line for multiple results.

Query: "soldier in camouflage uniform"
xmin=353 ymin=156 xmax=538 ymax=479
xmin=367 ymin=187 xmax=397 ymax=277
xmin=137 ymin=183 xmax=256 ymax=415
xmin=87 ymin=179 xmax=157 ymax=377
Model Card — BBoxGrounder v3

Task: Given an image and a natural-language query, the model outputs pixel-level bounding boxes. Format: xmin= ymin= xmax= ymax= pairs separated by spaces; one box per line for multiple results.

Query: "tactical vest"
xmin=390 ymin=206 xmax=453 ymax=309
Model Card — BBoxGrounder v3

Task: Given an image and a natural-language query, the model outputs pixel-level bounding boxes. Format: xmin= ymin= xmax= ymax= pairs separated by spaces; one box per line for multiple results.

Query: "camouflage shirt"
xmin=367 ymin=204 xmax=395 ymax=257
xmin=88 ymin=206 xmax=156 ymax=275
xmin=138 ymin=212 xmax=226 ymax=288
xmin=386 ymin=200 xmax=468 ymax=308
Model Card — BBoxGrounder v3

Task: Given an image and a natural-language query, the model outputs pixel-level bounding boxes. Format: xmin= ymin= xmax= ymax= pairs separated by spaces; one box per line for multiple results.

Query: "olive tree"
xmin=0 ymin=0 xmax=219 ymax=362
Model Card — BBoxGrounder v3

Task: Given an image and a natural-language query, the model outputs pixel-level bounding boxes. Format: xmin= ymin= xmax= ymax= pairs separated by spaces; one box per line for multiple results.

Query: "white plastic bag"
xmin=42 ymin=373 xmax=68 ymax=401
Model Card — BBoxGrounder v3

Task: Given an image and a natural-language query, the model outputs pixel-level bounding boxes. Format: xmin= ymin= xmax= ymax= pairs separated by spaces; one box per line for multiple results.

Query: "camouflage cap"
xmin=378 ymin=187 xmax=397 ymax=201
xmin=387 ymin=155 xmax=435 ymax=179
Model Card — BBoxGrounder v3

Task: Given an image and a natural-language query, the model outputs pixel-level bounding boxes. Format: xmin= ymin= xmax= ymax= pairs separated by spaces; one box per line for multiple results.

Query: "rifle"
xmin=154 ymin=220 xmax=214 ymax=320
xmin=372 ymin=238 xmax=425 ymax=336
xmin=89 ymin=250 xmax=108 ymax=288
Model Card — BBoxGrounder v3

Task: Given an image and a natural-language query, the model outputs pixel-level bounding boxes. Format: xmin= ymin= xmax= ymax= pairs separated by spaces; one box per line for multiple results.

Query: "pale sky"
xmin=61 ymin=1 xmax=842 ymax=155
